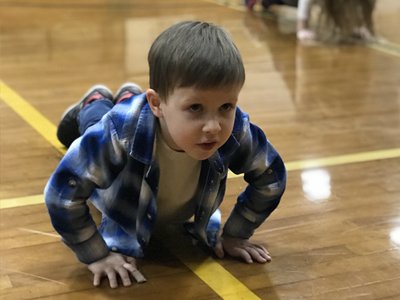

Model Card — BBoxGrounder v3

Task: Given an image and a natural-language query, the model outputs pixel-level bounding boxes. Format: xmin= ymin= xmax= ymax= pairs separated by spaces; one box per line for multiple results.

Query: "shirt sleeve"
xmin=223 ymin=110 xmax=287 ymax=239
xmin=44 ymin=114 xmax=126 ymax=264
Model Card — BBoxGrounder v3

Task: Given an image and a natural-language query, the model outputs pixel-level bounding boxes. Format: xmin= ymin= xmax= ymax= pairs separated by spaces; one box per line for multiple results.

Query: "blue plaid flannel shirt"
xmin=44 ymin=94 xmax=287 ymax=264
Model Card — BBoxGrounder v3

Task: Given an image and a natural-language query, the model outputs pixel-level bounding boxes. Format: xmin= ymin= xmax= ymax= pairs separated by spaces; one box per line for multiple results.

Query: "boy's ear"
xmin=146 ymin=89 xmax=163 ymax=117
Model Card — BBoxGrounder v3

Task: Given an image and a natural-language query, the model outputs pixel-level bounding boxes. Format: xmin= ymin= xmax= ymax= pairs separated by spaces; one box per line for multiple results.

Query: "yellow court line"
xmin=176 ymin=257 xmax=260 ymax=299
xmin=0 ymin=80 xmax=65 ymax=154
xmin=227 ymin=148 xmax=400 ymax=178
xmin=9 ymin=147 xmax=400 ymax=206
xmin=3 ymin=142 xmax=400 ymax=207
xmin=285 ymin=148 xmax=400 ymax=170
xmin=368 ymin=40 xmax=400 ymax=58
xmin=0 ymin=194 xmax=44 ymax=209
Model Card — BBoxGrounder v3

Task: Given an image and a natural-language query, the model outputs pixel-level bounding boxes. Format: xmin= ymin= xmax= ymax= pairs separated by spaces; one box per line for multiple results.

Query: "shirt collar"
xmin=129 ymin=96 xmax=157 ymax=165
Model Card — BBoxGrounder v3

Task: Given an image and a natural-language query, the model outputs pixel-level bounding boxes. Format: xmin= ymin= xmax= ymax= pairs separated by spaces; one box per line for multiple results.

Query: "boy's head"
xmin=148 ymin=21 xmax=245 ymax=100
xmin=146 ymin=21 xmax=245 ymax=160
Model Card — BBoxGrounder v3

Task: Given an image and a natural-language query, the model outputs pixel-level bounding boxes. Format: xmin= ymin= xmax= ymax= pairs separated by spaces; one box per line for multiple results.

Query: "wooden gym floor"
xmin=1 ymin=0 xmax=400 ymax=299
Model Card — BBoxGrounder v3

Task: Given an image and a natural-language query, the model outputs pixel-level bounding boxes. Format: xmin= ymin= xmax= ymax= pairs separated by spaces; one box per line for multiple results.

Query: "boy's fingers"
xmin=116 ymin=266 xmax=132 ymax=287
xmin=236 ymin=248 xmax=253 ymax=264
xmin=257 ymin=247 xmax=271 ymax=261
xmin=131 ymin=269 xmax=147 ymax=283
xmin=123 ymin=263 xmax=147 ymax=283
xmin=252 ymin=244 xmax=271 ymax=261
xmin=255 ymin=244 xmax=268 ymax=254
xmin=93 ymin=273 xmax=101 ymax=286
xmin=245 ymin=246 xmax=265 ymax=263
xmin=213 ymin=241 xmax=225 ymax=259
xmin=106 ymin=270 xmax=118 ymax=288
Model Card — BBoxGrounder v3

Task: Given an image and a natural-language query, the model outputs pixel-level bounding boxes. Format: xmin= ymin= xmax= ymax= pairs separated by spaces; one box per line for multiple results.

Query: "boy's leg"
xmin=78 ymin=98 xmax=113 ymax=134
xmin=57 ymin=85 xmax=113 ymax=147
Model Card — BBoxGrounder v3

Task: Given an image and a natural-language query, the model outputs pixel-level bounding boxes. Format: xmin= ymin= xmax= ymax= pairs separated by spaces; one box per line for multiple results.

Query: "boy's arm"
xmin=223 ymin=111 xmax=287 ymax=240
xmin=45 ymin=114 xmax=126 ymax=264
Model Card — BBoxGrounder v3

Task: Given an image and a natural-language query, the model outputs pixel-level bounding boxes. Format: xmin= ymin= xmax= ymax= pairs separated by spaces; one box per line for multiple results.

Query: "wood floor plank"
xmin=1 ymin=0 xmax=399 ymax=298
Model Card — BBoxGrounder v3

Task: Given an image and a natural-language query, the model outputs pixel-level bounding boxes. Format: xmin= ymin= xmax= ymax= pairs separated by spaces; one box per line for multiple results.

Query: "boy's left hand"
xmin=213 ymin=235 xmax=271 ymax=264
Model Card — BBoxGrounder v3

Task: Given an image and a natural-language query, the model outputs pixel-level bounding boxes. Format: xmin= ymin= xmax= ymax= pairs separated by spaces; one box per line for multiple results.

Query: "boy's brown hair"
xmin=148 ymin=21 xmax=245 ymax=100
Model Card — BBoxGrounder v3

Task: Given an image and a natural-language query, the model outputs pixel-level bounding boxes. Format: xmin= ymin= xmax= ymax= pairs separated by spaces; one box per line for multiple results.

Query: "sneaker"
xmin=57 ymin=85 xmax=113 ymax=147
xmin=113 ymin=82 xmax=143 ymax=105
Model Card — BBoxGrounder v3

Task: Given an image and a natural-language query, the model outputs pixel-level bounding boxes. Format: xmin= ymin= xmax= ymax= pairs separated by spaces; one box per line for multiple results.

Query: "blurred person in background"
xmin=245 ymin=0 xmax=376 ymax=43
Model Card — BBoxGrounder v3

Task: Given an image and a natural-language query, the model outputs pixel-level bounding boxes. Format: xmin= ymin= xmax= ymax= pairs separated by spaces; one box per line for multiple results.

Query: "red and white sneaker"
xmin=113 ymin=82 xmax=143 ymax=105
xmin=57 ymin=85 xmax=113 ymax=147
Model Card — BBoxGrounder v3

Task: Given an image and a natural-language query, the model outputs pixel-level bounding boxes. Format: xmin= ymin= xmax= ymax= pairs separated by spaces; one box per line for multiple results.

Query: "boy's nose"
xmin=203 ymin=118 xmax=221 ymax=134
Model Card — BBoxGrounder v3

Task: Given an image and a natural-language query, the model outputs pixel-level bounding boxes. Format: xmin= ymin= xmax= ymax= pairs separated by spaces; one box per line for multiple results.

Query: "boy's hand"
xmin=88 ymin=252 xmax=146 ymax=288
xmin=213 ymin=235 xmax=271 ymax=264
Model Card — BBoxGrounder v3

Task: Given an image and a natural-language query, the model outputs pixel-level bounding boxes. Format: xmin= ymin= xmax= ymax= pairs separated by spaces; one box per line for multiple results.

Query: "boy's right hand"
xmin=88 ymin=252 xmax=146 ymax=288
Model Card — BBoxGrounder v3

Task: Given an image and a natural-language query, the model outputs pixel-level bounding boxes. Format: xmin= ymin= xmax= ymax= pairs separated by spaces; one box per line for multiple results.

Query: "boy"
xmin=45 ymin=21 xmax=286 ymax=289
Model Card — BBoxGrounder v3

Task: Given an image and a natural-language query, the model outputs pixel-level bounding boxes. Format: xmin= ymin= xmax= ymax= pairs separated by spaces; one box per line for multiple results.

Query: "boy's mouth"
xmin=197 ymin=142 xmax=217 ymax=151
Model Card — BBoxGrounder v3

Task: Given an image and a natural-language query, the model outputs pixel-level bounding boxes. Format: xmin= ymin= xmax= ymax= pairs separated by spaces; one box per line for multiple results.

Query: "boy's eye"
xmin=220 ymin=103 xmax=234 ymax=112
xmin=189 ymin=104 xmax=202 ymax=112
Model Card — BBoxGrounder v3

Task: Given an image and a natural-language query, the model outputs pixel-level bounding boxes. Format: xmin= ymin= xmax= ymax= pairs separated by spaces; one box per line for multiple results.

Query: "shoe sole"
xmin=57 ymin=84 xmax=113 ymax=147
xmin=114 ymin=82 xmax=143 ymax=104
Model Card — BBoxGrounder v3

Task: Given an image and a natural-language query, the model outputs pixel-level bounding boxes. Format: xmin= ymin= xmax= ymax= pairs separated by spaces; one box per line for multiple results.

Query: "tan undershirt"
xmin=154 ymin=128 xmax=201 ymax=228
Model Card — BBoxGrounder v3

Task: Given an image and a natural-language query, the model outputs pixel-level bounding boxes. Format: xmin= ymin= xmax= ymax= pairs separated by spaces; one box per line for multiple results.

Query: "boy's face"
xmin=147 ymin=86 xmax=240 ymax=160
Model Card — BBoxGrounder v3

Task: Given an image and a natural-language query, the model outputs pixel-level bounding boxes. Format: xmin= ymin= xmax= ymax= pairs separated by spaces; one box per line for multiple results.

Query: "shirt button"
xmin=267 ymin=169 xmax=273 ymax=175
xmin=111 ymin=247 xmax=118 ymax=252
xmin=147 ymin=213 xmax=152 ymax=220
xmin=68 ymin=179 xmax=77 ymax=187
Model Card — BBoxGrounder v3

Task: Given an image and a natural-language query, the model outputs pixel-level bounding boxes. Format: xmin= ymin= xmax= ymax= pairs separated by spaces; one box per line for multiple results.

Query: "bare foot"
xmin=297 ymin=28 xmax=315 ymax=41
